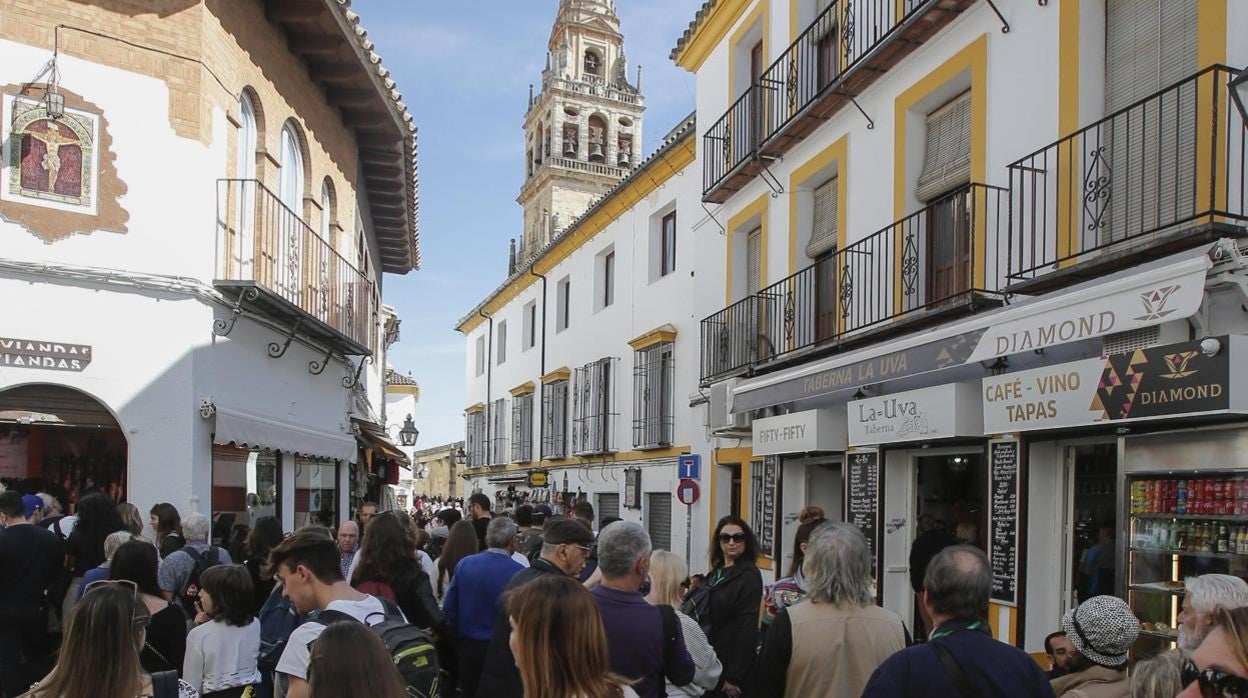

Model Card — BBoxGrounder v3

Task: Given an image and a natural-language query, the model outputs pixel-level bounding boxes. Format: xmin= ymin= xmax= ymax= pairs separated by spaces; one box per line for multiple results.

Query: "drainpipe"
xmin=478 ymin=309 xmax=494 ymax=466
xmin=529 ymin=267 xmax=549 ymax=456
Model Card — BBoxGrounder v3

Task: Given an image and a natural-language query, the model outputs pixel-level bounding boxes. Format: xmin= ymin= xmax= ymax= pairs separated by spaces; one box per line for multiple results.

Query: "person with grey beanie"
xmin=1051 ymin=595 xmax=1139 ymax=698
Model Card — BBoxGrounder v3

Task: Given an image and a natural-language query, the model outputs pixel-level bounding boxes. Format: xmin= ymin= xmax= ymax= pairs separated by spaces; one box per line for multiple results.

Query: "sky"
xmin=360 ymin=0 xmax=705 ymax=448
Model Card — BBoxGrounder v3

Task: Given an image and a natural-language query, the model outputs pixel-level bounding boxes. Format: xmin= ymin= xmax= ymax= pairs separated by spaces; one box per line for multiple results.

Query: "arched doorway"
xmin=0 ymin=384 xmax=128 ymax=511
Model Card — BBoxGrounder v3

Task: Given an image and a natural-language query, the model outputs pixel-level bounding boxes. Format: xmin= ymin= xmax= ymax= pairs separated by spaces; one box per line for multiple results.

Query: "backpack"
xmin=316 ymin=598 xmax=440 ymax=698
xmin=150 ymin=670 xmax=180 ymax=698
xmin=177 ymin=545 xmax=223 ymax=620
xmin=680 ymin=583 xmax=714 ymax=636
xmin=258 ymin=583 xmax=314 ymax=673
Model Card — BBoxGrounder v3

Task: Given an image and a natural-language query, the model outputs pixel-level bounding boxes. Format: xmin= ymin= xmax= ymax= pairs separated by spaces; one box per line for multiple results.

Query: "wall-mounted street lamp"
xmin=398 ymin=414 xmax=419 ymax=447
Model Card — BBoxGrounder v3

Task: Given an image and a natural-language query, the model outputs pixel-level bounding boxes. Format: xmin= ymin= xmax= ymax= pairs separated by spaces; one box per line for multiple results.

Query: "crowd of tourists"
xmin=1 ymin=486 xmax=1247 ymax=697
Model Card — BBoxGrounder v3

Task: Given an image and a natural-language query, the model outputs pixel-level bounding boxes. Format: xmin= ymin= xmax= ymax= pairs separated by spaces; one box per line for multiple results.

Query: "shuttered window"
xmin=1103 ymin=0 xmax=1197 ymax=245
xmin=597 ymin=492 xmax=621 ymax=526
xmin=466 ymin=411 xmax=488 ymax=468
xmin=806 ymin=175 xmax=839 ymax=259
xmin=490 ymin=398 xmax=509 ymax=465
xmin=541 ymin=380 xmax=568 ymax=459
xmin=746 ymin=227 xmax=763 ymax=295
xmin=511 ymin=393 xmax=533 ymax=463
xmin=915 ymin=91 xmax=972 ymax=203
xmin=646 ymin=492 xmax=673 ymax=551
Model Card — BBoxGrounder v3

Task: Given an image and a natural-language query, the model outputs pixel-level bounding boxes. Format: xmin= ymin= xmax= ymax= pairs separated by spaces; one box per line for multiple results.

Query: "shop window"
xmin=212 ymin=446 xmax=279 ymax=531
xmin=913 ymin=452 xmax=985 ymax=639
xmin=293 ymin=456 xmax=338 ymax=530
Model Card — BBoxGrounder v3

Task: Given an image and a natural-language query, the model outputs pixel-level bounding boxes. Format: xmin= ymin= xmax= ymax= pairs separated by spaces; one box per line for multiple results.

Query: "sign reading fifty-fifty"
xmin=0 ymin=337 xmax=92 ymax=372
xmin=982 ymin=336 xmax=1233 ymax=433
xmin=988 ymin=439 xmax=1021 ymax=605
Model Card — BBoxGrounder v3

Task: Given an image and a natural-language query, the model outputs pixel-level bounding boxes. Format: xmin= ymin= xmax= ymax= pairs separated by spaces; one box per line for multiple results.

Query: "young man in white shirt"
xmin=271 ymin=529 xmax=391 ymax=698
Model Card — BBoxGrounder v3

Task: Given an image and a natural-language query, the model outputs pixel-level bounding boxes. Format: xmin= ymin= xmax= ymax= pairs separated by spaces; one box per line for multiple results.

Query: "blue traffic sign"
xmin=678 ymin=454 xmax=701 ymax=480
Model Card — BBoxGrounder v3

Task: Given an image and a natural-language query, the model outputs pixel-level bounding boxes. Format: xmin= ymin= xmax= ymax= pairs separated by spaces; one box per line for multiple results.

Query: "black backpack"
xmin=316 ymin=598 xmax=440 ymax=698
xmin=680 ymin=583 xmax=714 ymax=636
xmin=177 ymin=545 xmax=222 ymax=620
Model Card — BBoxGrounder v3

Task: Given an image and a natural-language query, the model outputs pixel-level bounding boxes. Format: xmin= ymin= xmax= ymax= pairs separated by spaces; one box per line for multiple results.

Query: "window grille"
xmin=465 ymin=410 xmax=487 ymax=468
xmin=572 ymin=358 xmax=617 ymax=456
xmin=512 ymin=393 xmax=534 ymax=463
xmin=632 ymin=343 xmax=674 ymax=449
xmin=541 ymin=380 xmax=568 ymax=459
xmin=490 ymin=398 xmax=508 ymax=465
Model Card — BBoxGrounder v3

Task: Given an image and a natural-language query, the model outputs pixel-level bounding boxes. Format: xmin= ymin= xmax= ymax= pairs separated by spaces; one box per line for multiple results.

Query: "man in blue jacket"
xmin=861 ymin=545 xmax=1055 ymax=698
xmin=444 ymin=516 xmax=523 ymax=698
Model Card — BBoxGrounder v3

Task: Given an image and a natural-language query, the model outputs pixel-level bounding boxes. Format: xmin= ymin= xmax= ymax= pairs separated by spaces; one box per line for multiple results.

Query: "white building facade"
xmin=678 ymin=0 xmax=1248 ymax=655
xmin=0 ymin=0 xmax=419 ymax=536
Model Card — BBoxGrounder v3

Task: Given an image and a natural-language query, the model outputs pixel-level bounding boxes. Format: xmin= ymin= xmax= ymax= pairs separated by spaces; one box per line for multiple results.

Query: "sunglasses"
xmin=83 ymin=579 xmax=151 ymax=626
xmin=718 ymin=533 xmax=747 ymax=543
xmin=1182 ymin=657 xmax=1248 ymax=698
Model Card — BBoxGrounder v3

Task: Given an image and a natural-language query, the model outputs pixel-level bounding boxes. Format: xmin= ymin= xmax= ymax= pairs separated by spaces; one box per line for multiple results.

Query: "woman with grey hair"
xmin=1130 ymin=651 xmax=1183 ymax=698
xmin=752 ymin=522 xmax=907 ymax=698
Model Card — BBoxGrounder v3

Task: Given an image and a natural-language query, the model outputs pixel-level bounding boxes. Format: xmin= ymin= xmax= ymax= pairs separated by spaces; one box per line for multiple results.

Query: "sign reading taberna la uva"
xmin=0 ymin=337 xmax=92 ymax=372
xmin=982 ymin=336 xmax=1236 ymax=433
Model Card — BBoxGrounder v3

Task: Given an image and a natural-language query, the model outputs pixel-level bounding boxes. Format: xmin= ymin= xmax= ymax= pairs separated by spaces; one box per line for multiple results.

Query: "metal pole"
xmin=685 ymin=503 xmax=693 ymax=572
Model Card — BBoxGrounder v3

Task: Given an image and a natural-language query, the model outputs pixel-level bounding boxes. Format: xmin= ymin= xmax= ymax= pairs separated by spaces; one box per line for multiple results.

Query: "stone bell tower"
xmin=514 ymin=0 xmax=645 ymax=266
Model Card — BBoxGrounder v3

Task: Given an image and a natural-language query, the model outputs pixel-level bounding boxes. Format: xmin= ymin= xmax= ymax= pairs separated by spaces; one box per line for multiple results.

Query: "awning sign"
xmin=752 ymin=407 xmax=848 ymax=455
xmin=982 ymin=337 xmax=1233 ymax=433
xmin=848 ymin=382 xmax=983 ymax=446
xmin=0 ymin=337 xmax=92 ymax=372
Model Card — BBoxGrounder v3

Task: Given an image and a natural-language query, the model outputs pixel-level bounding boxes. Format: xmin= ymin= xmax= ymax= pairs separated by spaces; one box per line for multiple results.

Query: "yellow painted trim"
xmin=509 ymin=381 xmax=536 ymax=397
xmin=674 ymin=0 xmax=753 ymax=73
xmin=892 ymin=35 xmax=988 ymax=308
xmin=988 ymin=602 xmax=1017 ymax=644
xmin=725 ymin=194 xmax=771 ymax=305
xmin=787 ymin=134 xmax=849 ymax=275
xmin=1055 ymin=2 xmax=1080 ymax=263
xmin=1196 ymin=2 xmax=1228 ymax=220
xmin=714 ymin=446 xmax=754 ymax=532
xmin=740 ymin=459 xmax=752 ymax=523
xmin=727 ymin=0 xmax=770 ymax=108
xmin=469 ymin=446 xmax=694 ymax=474
xmin=789 ymin=0 xmax=798 ymax=41
xmin=387 ymin=384 xmax=421 ymax=397
xmin=458 ymin=136 xmax=696 ymax=334
xmin=540 ymin=367 xmax=571 ymax=384
xmin=627 ymin=325 xmax=679 ymax=350
xmin=465 ymin=403 xmax=484 ymax=415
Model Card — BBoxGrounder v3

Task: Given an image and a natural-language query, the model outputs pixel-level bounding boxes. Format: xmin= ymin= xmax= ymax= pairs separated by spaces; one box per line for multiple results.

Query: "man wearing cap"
xmin=862 ymin=545 xmax=1054 ymax=698
xmin=1051 ymin=596 xmax=1139 ymax=697
xmin=474 ymin=519 xmax=596 ymax=698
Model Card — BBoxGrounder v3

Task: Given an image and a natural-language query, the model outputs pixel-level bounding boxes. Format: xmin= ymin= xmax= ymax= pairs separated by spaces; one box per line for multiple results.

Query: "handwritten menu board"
xmin=846 ymin=450 xmax=880 ymax=573
xmin=753 ymin=456 xmax=779 ymax=554
xmin=989 ymin=439 xmax=1020 ymax=605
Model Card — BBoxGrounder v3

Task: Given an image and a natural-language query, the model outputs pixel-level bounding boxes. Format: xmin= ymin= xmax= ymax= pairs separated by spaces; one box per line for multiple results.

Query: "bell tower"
xmin=516 ymin=0 xmax=644 ymax=265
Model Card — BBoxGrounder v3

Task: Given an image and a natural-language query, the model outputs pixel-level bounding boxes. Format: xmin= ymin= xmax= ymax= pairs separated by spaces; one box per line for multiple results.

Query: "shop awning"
xmin=487 ymin=474 xmax=529 ymax=485
xmin=214 ymin=407 xmax=357 ymax=462
xmin=351 ymin=418 xmax=412 ymax=468
xmin=732 ymin=242 xmax=1219 ymax=413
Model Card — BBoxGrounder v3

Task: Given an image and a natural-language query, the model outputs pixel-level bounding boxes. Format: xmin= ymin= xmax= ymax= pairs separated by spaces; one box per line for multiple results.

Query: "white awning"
xmin=214 ymin=407 xmax=356 ymax=462
xmin=731 ymin=242 xmax=1219 ymax=413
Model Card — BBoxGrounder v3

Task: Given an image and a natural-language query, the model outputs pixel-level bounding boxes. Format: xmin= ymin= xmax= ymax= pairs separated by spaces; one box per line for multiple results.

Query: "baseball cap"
xmin=21 ymin=494 xmax=42 ymax=518
xmin=543 ymin=519 xmax=594 ymax=546
xmin=1061 ymin=595 xmax=1139 ymax=667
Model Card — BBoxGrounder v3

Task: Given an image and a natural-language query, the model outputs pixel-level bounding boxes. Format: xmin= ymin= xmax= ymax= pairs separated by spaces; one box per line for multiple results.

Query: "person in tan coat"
xmin=1051 ymin=595 xmax=1139 ymax=698
xmin=752 ymin=522 xmax=907 ymax=698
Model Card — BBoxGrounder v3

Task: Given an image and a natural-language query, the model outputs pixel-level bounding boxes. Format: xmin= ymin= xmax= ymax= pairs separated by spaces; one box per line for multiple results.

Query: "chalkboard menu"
xmin=989 ymin=439 xmax=1020 ymax=605
xmin=846 ymin=450 xmax=880 ymax=572
xmin=755 ymin=456 xmax=778 ymax=553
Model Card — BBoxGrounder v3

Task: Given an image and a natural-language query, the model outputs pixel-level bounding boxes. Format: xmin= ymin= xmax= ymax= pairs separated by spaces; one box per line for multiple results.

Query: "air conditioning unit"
xmin=709 ymin=378 xmax=752 ymax=436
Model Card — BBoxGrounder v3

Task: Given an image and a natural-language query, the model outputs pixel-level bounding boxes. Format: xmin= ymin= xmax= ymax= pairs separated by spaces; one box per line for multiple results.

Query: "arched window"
xmin=236 ymin=93 xmax=257 ymax=181
xmin=587 ymin=114 xmax=607 ymax=162
xmin=584 ymin=49 xmax=602 ymax=77
xmin=278 ymin=121 xmax=305 ymax=214
xmin=319 ymin=179 xmax=334 ymax=241
xmin=232 ymin=92 xmax=260 ymax=278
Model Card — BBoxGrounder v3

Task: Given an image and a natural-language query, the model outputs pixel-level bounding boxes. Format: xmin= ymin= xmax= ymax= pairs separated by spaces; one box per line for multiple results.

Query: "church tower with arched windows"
xmin=516 ymin=0 xmax=644 ymax=265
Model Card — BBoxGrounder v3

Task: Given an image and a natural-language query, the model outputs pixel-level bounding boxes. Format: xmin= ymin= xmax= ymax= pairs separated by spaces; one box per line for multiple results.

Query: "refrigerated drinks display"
xmin=1127 ymin=472 xmax=1248 ymax=654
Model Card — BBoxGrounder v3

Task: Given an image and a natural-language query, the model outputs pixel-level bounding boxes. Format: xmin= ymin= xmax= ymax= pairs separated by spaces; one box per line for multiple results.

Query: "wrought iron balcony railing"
xmin=216 ymin=179 xmax=376 ymax=353
xmin=1007 ymin=65 xmax=1248 ymax=289
xmin=702 ymin=0 xmax=975 ymax=202
xmin=701 ymin=183 xmax=1008 ymax=383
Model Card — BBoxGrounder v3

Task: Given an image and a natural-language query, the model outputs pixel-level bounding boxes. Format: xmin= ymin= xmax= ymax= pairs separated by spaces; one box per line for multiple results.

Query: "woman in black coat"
xmin=704 ymin=515 xmax=763 ymax=697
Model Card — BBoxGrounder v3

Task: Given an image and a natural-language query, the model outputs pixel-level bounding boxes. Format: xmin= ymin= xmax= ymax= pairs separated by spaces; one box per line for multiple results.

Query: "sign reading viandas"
xmin=0 ymin=337 xmax=92 ymax=372
xmin=982 ymin=336 xmax=1237 ymax=433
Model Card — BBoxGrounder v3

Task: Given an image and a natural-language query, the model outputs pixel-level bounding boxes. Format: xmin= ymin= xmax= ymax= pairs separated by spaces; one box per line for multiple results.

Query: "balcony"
xmin=215 ymin=179 xmax=376 ymax=356
xmin=702 ymin=0 xmax=976 ymax=203
xmin=1007 ymin=65 xmax=1248 ymax=293
xmin=701 ymin=183 xmax=1007 ymax=383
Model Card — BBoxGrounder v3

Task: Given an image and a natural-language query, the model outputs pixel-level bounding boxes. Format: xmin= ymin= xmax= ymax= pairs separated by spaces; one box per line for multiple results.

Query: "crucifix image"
xmin=27 ymin=122 xmax=78 ymax=191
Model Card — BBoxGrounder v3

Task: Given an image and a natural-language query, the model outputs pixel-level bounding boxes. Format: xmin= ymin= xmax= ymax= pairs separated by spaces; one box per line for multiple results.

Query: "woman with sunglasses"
xmin=700 ymin=516 xmax=763 ymax=698
xmin=1179 ymin=606 xmax=1248 ymax=698
xmin=23 ymin=581 xmax=199 ymax=697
